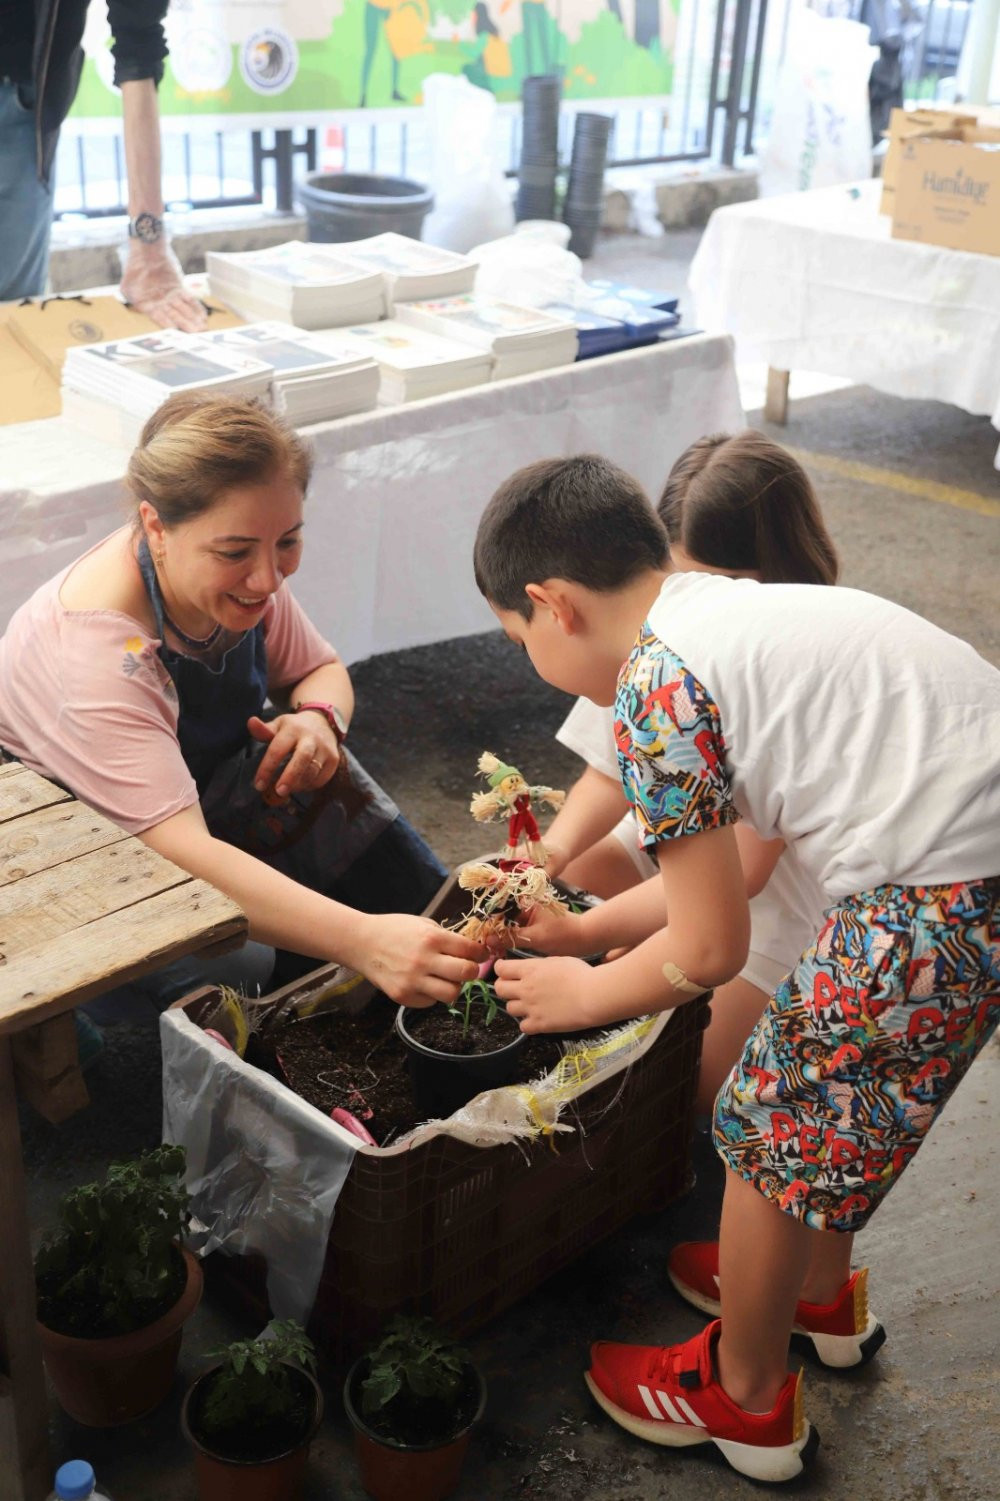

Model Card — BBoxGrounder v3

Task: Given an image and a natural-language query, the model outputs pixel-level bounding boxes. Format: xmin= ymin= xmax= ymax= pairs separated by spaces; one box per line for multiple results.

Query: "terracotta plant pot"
xmin=395 ymin=1004 xmax=526 ymax=1118
xmin=181 ymin=1361 xmax=324 ymax=1501
xmin=343 ymin=1357 xmax=486 ymax=1501
xmin=38 ymin=1246 xmax=203 ymax=1426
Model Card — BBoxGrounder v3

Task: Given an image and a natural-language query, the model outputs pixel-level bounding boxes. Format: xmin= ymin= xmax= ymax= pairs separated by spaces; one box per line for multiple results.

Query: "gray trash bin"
xmin=298 ymin=172 xmax=435 ymax=243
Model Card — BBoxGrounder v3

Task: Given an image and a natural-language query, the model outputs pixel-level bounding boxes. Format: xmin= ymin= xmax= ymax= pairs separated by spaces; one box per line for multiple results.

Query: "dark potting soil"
xmin=403 ymin=999 xmax=522 ymax=1057
xmin=188 ymin=1366 xmax=315 ymax=1464
xmin=352 ymin=1362 xmax=482 ymax=1448
xmin=264 ymin=995 xmax=567 ymax=1146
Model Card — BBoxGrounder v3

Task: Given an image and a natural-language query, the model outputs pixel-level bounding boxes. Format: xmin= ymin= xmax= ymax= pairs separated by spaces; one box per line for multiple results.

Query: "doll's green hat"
xmin=487 ymin=760 xmax=520 ymax=788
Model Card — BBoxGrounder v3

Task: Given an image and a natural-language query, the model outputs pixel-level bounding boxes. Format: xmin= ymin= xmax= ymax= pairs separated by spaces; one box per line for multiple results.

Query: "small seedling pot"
xmin=181 ymin=1359 xmax=324 ymax=1501
xmin=37 ymin=1245 xmax=203 ymax=1426
xmin=395 ymin=1005 xmax=527 ymax=1118
xmin=343 ymin=1356 xmax=486 ymax=1501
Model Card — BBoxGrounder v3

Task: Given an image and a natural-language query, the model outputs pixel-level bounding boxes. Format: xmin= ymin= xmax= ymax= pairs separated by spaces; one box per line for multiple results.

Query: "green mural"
xmin=68 ymin=0 xmax=678 ymax=123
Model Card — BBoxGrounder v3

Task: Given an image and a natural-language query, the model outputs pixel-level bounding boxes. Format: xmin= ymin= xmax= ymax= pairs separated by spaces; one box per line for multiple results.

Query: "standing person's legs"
xmin=0 ymin=84 xmax=53 ymax=301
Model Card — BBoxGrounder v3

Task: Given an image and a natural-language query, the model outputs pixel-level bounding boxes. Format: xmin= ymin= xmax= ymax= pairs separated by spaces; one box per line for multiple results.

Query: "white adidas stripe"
xmin=657 ymin=1390 xmax=684 ymax=1423
xmin=637 ymin=1385 xmax=665 ymax=1420
xmin=637 ymin=1385 xmax=707 ymax=1428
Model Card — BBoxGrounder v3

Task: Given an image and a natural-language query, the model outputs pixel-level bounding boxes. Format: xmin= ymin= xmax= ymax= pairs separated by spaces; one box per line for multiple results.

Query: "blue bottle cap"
xmin=55 ymin=1460 xmax=95 ymax=1499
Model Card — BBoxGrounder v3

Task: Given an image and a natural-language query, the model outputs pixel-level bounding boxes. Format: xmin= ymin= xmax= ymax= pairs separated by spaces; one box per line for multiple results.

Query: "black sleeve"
xmin=106 ymin=0 xmax=170 ymax=87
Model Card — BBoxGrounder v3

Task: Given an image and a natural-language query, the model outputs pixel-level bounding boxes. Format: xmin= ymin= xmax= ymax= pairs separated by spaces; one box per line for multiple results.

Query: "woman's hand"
xmin=510 ymin=903 xmax=593 ymax=957
xmin=494 ymin=955 xmax=600 ymax=1033
xmin=248 ymin=713 xmax=340 ymax=801
xmin=352 ymin=913 xmax=487 ymax=1008
xmin=120 ymin=242 xmax=208 ymax=333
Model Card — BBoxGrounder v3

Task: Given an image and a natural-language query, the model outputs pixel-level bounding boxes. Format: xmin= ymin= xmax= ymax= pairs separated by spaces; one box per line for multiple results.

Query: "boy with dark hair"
xmin=475 ymin=453 xmax=1000 ymax=1484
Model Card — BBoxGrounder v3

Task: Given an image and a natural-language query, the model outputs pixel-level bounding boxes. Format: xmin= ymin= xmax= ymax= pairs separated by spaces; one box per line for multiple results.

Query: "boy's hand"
xmin=511 ymin=905 xmax=592 ymax=957
xmin=495 ymin=955 xmax=598 ymax=1033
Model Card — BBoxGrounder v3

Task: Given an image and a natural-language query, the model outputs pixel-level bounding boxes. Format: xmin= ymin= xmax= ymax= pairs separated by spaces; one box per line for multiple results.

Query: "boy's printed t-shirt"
xmin=615 ymin=572 xmax=1000 ymax=901
xmin=561 ymin=692 xmax=828 ymax=969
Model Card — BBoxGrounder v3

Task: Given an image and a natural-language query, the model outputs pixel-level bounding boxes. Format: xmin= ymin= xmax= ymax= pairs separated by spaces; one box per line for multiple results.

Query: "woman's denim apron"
xmin=85 ymin=546 xmax=446 ymax=1018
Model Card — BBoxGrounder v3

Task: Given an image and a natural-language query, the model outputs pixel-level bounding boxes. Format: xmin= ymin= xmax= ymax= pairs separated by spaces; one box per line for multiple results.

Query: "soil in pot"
xmin=262 ymin=994 xmax=568 ymax=1144
xmin=344 ymin=1359 xmax=486 ymax=1501
xmin=182 ymin=1362 xmax=323 ymax=1501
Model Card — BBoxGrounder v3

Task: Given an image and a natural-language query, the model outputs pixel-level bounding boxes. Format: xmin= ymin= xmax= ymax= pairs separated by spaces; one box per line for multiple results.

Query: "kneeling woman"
xmin=0 ymin=393 xmax=483 ymax=1010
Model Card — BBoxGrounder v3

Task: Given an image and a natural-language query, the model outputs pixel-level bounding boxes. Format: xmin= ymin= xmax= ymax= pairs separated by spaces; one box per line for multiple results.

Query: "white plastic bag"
xmin=421 ymin=74 xmax=515 ymax=252
xmin=760 ymin=2 xmax=878 ymax=196
xmin=470 ymin=229 xmax=584 ymax=307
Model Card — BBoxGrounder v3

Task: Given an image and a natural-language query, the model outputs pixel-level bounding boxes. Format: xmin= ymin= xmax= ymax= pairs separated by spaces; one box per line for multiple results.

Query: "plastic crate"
xmin=179 ymin=869 xmax=709 ymax=1371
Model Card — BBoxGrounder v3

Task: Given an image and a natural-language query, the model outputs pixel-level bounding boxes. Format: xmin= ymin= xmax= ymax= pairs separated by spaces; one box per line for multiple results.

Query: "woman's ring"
xmin=309 ymin=757 xmax=321 ymax=773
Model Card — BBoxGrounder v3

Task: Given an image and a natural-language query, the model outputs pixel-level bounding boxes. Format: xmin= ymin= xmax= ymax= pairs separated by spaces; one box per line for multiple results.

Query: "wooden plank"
xmin=0 ymin=839 xmax=190 ymax=962
xmin=0 ymin=800 xmax=127 ymax=889
xmin=0 ymin=880 xmax=247 ymax=1031
xmin=0 ymin=1037 xmax=52 ymax=1501
xmin=0 ymin=767 xmax=72 ymax=824
xmin=764 ymin=366 xmax=790 ymax=425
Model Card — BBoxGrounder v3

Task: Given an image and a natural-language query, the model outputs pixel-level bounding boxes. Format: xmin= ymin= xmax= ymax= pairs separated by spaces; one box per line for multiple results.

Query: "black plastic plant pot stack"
xmin=562 ymin=111 xmax=612 ymax=258
xmin=516 ymin=74 xmax=562 ymax=222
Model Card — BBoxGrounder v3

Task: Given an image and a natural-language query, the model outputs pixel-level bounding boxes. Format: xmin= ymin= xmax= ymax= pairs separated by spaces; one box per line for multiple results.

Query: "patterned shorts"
xmin=713 ymin=877 xmax=1000 ymax=1232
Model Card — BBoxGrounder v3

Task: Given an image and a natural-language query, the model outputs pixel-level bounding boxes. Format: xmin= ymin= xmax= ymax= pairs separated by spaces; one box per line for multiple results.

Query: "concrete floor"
xmin=21 ymin=225 xmax=1000 ymax=1500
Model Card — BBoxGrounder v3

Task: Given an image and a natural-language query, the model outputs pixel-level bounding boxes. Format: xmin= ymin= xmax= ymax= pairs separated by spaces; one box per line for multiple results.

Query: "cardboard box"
xmin=0 ymin=324 xmax=61 ymax=424
xmin=880 ymin=105 xmax=1000 ymax=216
xmin=7 ymin=289 xmax=243 ymax=383
xmin=891 ymin=127 xmax=1000 ymax=256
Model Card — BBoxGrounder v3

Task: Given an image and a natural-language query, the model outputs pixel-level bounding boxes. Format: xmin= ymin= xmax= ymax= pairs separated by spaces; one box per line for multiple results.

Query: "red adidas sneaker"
xmin=667 ymin=1241 xmax=886 ymax=1369
xmin=586 ymin=1320 xmax=818 ymax=1483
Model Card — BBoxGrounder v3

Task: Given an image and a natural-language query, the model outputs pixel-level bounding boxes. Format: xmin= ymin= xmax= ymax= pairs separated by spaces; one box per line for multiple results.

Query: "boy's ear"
xmin=525 ymin=580 xmax=581 ymax=635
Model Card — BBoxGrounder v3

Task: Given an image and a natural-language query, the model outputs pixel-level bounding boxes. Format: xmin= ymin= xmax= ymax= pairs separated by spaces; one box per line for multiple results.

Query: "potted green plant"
xmin=395 ymin=976 xmax=526 ymax=1118
xmin=181 ymin=1320 xmax=324 ymax=1501
xmin=34 ymin=1142 xmax=202 ymax=1426
xmin=343 ymin=1315 xmax=486 ymax=1501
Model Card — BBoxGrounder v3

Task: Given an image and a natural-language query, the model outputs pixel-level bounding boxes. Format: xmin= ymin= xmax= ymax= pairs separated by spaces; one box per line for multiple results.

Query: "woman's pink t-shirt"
xmin=0 ymin=549 xmax=338 ymax=834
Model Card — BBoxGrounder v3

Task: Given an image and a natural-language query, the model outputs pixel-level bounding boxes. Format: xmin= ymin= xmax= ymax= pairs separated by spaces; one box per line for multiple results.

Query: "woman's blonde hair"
xmin=126 ymin=393 xmax=313 ymax=528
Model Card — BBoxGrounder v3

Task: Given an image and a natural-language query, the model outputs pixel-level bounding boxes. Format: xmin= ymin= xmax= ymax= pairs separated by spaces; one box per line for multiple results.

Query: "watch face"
xmin=330 ymin=706 xmax=348 ymax=740
xmin=131 ymin=212 xmax=164 ymax=244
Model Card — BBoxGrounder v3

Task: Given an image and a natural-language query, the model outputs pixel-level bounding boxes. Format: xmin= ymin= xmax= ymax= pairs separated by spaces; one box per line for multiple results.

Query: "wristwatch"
xmin=295 ymin=701 xmax=348 ymax=746
xmin=127 ymin=212 xmax=164 ymax=244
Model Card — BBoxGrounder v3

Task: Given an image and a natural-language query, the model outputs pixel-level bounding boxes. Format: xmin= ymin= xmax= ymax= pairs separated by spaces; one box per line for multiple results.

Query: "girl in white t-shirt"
xmin=543 ymin=430 xmax=839 ymax=1109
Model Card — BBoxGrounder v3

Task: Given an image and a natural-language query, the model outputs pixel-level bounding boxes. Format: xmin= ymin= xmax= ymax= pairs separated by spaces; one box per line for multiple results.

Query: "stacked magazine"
xmin=205 ymin=241 xmax=386 ymax=328
xmin=205 ymin=322 xmax=379 ymax=424
xmin=61 ymin=329 xmax=272 ymax=447
xmin=543 ymin=284 xmax=682 ymax=359
xmin=393 ymin=293 xmax=578 ymax=379
xmin=315 ymin=320 xmax=492 ymax=403
xmin=337 ymin=233 xmax=477 ymax=308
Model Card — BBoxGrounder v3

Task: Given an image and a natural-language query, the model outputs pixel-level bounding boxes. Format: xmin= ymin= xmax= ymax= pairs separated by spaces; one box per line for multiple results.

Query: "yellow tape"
xmin=515 ymin=1016 xmax=658 ymax=1134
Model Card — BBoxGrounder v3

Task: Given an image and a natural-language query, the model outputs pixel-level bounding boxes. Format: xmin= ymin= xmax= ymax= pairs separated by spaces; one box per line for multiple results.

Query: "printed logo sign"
xmin=239 ymin=27 xmax=299 ymax=95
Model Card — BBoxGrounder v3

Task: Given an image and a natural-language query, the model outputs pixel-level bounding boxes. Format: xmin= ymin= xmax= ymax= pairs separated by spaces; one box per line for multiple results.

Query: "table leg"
xmin=0 ymin=1037 xmax=51 ymax=1501
xmin=764 ymin=367 xmax=790 ymax=425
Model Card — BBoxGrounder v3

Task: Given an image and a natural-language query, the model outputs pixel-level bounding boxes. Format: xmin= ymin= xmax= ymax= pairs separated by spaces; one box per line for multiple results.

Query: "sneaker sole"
xmin=666 ymin=1268 xmax=887 ymax=1370
xmin=584 ymin=1371 xmax=820 ymax=1483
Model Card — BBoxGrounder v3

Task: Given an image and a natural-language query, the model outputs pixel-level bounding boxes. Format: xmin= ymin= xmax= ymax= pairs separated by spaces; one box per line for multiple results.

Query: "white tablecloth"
xmin=0 ymin=333 xmax=744 ymax=662
xmin=688 ymin=180 xmax=1000 ymax=469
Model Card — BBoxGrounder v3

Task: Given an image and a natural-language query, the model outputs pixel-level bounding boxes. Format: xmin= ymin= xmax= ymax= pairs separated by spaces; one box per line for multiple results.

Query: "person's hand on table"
xmin=249 ymin=713 xmax=340 ymax=802
xmin=354 ymin=913 xmax=487 ymax=1008
xmin=120 ymin=242 xmax=208 ymax=332
xmin=494 ymin=954 xmax=599 ymax=1033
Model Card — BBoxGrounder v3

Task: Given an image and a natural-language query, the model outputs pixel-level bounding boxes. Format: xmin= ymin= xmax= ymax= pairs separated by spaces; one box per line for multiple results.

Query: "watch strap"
xmin=294 ymin=701 xmax=347 ymax=745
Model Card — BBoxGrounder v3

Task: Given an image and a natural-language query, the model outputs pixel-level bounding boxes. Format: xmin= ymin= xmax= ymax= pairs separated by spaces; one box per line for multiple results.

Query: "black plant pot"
xmin=395 ymin=1007 xmax=527 ymax=1119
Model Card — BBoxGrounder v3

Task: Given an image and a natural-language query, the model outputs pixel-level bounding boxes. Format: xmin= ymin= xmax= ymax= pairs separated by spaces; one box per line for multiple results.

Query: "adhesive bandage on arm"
xmin=661 ymin=961 xmax=709 ymax=998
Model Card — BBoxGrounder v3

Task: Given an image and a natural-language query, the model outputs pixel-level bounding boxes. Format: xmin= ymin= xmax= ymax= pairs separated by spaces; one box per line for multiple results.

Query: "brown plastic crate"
xmin=181 ymin=868 xmax=709 ymax=1370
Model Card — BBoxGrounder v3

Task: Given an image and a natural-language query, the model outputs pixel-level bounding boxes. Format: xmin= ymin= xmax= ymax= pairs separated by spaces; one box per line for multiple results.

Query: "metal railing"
xmin=52 ymin=0 xmax=973 ymax=222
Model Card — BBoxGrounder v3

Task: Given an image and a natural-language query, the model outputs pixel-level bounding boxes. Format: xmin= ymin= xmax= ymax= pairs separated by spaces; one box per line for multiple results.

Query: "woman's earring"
xmin=155 ymin=550 xmax=166 ymax=567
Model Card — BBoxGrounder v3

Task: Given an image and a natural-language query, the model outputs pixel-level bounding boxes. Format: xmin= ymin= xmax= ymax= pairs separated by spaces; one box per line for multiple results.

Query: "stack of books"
xmin=205 ymin=242 xmax=386 ymax=329
xmin=205 ymin=322 xmax=379 ymax=424
xmin=61 ymin=329 xmax=272 ymax=447
xmin=315 ymin=320 xmax=492 ymax=404
xmin=393 ymin=293 xmax=578 ymax=379
xmin=544 ymin=283 xmax=682 ymax=360
xmin=337 ymin=234 xmax=477 ymax=309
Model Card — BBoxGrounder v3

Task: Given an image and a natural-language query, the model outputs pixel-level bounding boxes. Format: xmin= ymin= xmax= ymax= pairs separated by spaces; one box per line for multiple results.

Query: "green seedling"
xmin=448 ymin=978 xmax=499 ymax=1038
